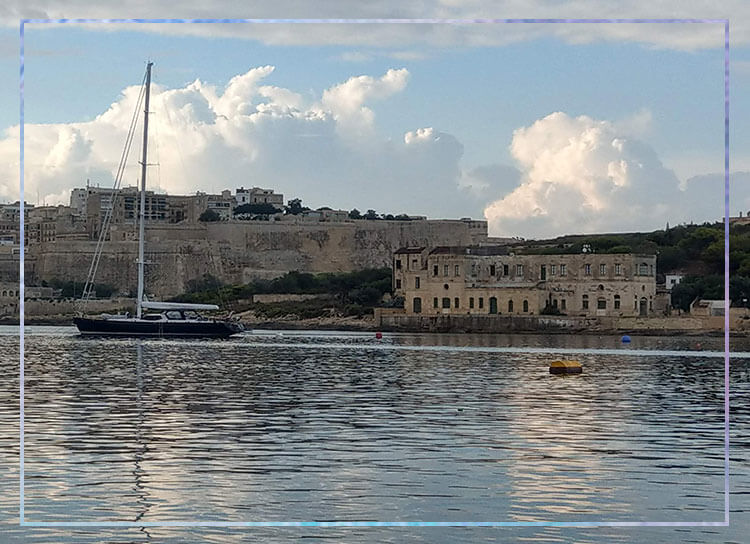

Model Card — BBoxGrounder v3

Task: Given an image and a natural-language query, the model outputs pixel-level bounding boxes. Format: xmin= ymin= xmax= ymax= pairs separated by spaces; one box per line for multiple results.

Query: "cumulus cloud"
xmin=483 ymin=112 xmax=748 ymax=238
xmin=321 ymin=68 xmax=408 ymax=137
xmin=1 ymin=64 xmax=482 ymax=217
xmin=4 ymin=1 xmax=740 ymax=51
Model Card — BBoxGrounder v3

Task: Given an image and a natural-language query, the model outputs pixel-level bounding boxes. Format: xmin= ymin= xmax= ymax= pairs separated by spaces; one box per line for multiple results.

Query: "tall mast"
xmin=136 ymin=62 xmax=153 ymax=319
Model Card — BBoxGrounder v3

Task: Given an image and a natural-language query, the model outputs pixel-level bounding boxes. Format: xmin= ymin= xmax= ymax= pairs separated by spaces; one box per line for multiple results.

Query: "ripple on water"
xmin=1 ymin=330 xmax=748 ymax=543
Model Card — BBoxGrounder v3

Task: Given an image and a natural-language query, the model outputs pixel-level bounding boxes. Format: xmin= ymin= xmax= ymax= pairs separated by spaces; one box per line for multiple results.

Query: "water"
xmin=2 ymin=327 xmax=749 ymax=542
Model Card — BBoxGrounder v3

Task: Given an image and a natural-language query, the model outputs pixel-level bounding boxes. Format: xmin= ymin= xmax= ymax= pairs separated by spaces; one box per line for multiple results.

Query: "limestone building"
xmin=235 ymin=187 xmax=284 ymax=208
xmin=393 ymin=246 xmax=657 ymax=317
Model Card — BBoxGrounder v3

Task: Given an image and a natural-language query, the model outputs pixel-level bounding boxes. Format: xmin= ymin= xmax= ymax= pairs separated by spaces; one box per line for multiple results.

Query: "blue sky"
xmin=1 ymin=11 xmax=748 ymax=238
xmin=17 ymin=24 xmax=728 ymax=167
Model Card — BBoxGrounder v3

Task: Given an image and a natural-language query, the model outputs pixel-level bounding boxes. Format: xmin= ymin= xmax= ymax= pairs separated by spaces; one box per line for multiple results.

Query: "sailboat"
xmin=74 ymin=62 xmax=244 ymax=338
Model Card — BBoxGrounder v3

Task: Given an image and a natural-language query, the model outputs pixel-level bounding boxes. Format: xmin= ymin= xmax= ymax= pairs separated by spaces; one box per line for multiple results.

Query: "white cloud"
xmin=1 ymin=65 xmax=482 ymax=217
xmin=5 ymin=1 xmax=742 ymax=51
xmin=483 ymin=111 xmax=726 ymax=238
xmin=320 ymin=68 xmax=408 ymax=138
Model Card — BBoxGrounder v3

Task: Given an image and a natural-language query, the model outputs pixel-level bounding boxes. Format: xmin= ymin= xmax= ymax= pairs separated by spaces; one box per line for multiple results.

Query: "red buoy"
xmin=375 ymin=332 xmax=383 ymax=339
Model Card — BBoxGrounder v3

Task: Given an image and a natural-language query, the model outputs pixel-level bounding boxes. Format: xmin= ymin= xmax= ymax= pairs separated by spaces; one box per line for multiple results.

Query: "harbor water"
xmin=1 ymin=326 xmax=748 ymax=543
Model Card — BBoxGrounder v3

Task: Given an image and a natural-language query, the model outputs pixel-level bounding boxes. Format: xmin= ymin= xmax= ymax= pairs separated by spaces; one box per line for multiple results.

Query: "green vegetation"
xmin=46 ymin=278 xmax=116 ymax=298
xmin=170 ymin=268 xmax=393 ymax=318
xmin=233 ymin=203 xmax=282 ymax=216
xmin=517 ymin=221 xmax=750 ymax=310
xmin=198 ymin=209 xmax=221 ymax=222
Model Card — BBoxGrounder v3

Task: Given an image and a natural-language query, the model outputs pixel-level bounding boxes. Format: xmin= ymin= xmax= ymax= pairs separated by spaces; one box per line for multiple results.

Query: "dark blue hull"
xmin=73 ymin=317 xmax=244 ymax=338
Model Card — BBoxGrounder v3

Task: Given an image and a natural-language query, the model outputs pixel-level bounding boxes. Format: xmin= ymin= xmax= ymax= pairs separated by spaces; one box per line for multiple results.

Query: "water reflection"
xmin=1 ymin=328 xmax=747 ymax=543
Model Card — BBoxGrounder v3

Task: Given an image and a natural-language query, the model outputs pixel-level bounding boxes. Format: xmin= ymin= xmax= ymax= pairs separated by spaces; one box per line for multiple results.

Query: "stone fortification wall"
xmin=1 ymin=297 xmax=134 ymax=319
xmin=25 ymin=219 xmax=485 ymax=297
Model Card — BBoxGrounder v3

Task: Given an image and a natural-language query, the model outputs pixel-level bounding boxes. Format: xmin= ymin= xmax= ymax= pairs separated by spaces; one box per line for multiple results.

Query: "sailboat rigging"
xmin=74 ymin=62 xmax=244 ymax=338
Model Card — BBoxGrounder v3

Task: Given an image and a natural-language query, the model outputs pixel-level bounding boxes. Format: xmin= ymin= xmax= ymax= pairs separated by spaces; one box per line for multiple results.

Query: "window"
xmin=582 ymin=294 xmax=589 ymax=310
xmin=455 ymin=264 xmax=460 ymax=277
xmin=516 ymin=264 xmax=524 ymax=276
xmin=503 ymin=264 xmax=509 ymax=276
xmin=508 ymin=299 xmax=514 ymax=312
xmin=561 ymin=299 xmax=566 ymax=310
xmin=650 ymin=265 xmax=654 ymax=276
xmin=600 ymin=263 xmax=606 ymax=275
xmin=523 ymin=300 xmax=529 ymax=312
xmin=614 ymin=295 xmax=621 ymax=309
xmin=415 ymin=276 xmax=420 ymax=289
xmin=413 ymin=297 xmax=422 ymax=313
xmin=433 ymin=297 xmax=438 ymax=308
xmin=469 ymin=297 xmax=475 ymax=309
xmin=479 ymin=297 xmax=484 ymax=309
xmin=597 ymin=298 xmax=606 ymax=310
xmin=584 ymin=264 xmax=592 ymax=276
xmin=471 ymin=263 xmax=477 ymax=276
xmin=442 ymin=297 xmax=451 ymax=309
xmin=412 ymin=259 xmax=418 ymax=268
xmin=395 ymin=279 xmax=402 ymax=289
xmin=560 ymin=264 xmax=567 ymax=276
xmin=639 ymin=263 xmax=648 ymax=275
xmin=433 ymin=264 xmax=439 ymax=276
xmin=454 ymin=297 xmax=460 ymax=308
xmin=550 ymin=264 xmax=557 ymax=275
xmin=395 ymin=259 xmax=402 ymax=270
xmin=614 ymin=263 xmax=621 ymax=275
xmin=490 ymin=264 xmax=496 ymax=276
xmin=444 ymin=264 xmax=449 ymax=277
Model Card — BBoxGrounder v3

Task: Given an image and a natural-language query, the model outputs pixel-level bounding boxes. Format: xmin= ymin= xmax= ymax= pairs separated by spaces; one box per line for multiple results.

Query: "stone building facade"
xmin=235 ymin=187 xmax=284 ymax=208
xmin=393 ymin=246 xmax=658 ymax=318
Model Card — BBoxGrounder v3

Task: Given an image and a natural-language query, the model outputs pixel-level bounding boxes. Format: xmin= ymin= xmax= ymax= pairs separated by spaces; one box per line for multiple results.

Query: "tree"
xmin=364 ymin=209 xmax=379 ymax=220
xmin=286 ymin=198 xmax=304 ymax=215
xmin=349 ymin=208 xmax=362 ymax=219
xmin=234 ymin=203 xmax=282 ymax=215
xmin=199 ymin=209 xmax=221 ymax=222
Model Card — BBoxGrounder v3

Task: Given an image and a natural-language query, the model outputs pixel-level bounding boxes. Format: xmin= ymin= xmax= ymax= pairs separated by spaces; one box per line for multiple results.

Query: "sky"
xmin=1 ymin=1 xmax=750 ymax=239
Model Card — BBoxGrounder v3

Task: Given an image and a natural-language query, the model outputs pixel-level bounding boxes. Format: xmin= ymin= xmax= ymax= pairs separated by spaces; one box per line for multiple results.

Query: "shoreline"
xmin=1 ymin=315 xmax=738 ymax=336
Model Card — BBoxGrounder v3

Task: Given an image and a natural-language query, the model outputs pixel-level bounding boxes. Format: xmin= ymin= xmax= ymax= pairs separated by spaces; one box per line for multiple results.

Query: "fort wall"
xmin=24 ymin=219 xmax=486 ymax=297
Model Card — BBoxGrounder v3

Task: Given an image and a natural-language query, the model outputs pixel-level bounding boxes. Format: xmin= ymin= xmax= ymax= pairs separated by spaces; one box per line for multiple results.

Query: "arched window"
xmin=639 ymin=262 xmax=648 ymax=275
xmin=582 ymin=294 xmax=589 ymax=310
xmin=1 ymin=290 xmax=6 ymax=297
xmin=597 ymin=298 xmax=606 ymax=310
xmin=508 ymin=299 xmax=514 ymax=312
xmin=614 ymin=295 xmax=621 ymax=310
xmin=523 ymin=300 xmax=529 ymax=312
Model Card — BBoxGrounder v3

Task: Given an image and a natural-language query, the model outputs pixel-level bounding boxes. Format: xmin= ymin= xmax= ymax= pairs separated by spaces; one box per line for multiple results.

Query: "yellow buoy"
xmin=549 ymin=360 xmax=582 ymax=374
